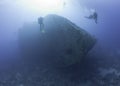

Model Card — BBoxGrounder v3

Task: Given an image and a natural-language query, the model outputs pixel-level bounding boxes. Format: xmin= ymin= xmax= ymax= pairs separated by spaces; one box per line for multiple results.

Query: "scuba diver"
xmin=63 ymin=1 xmax=66 ymax=7
xmin=38 ymin=17 xmax=44 ymax=32
xmin=85 ymin=11 xmax=98 ymax=24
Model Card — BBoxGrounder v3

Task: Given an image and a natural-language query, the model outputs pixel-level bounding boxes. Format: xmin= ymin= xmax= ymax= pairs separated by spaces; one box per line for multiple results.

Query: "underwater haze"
xmin=0 ymin=0 xmax=120 ymax=86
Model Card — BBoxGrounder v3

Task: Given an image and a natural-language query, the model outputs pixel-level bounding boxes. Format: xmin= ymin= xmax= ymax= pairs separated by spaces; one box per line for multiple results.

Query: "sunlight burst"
xmin=19 ymin=0 xmax=64 ymax=14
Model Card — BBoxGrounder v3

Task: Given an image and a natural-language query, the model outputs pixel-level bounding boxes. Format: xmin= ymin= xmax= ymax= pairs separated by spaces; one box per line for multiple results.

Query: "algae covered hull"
xmin=18 ymin=14 xmax=96 ymax=67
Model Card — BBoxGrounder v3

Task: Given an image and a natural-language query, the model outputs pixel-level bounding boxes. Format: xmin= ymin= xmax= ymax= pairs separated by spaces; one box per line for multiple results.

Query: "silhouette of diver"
xmin=85 ymin=12 xmax=98 ymax=24
xmin=63 ymin=2 xmax=66 ymax=7
xmin=38 ymin=17 xmax=44 ymax=32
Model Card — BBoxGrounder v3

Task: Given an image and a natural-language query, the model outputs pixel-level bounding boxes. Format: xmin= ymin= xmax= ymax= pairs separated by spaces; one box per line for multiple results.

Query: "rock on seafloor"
xmin=18 ymin=14 xmax=96 ymax=67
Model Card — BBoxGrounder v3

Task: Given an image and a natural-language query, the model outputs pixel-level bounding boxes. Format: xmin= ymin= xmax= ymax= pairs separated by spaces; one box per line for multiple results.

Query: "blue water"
xmin=0 ymin=0 xmax=120 ymax=85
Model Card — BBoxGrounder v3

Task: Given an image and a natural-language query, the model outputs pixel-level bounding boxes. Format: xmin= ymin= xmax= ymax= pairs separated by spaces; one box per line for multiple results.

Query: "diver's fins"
xmin=40 ymin=28 xmax=45 ymax=33
xmin=94 ymin=18 xmax=98 ymax=24
xmin=85 ymin=15 xmax=94 ymax=19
